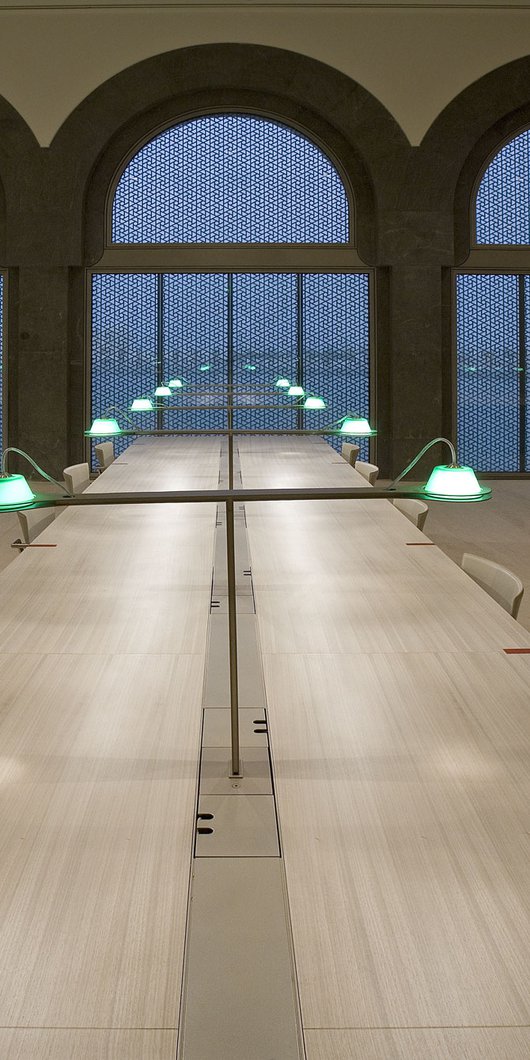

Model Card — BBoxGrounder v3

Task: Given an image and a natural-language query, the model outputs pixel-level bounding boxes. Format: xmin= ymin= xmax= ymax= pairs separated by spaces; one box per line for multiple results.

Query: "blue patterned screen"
xmin=112 ymin=115 xmax=349 ymax=244
xmin=303 ymin=274 xmax=370 ymax=455
xmin=162 ymin=274 xmax=228 ymax=432
xmin=91 ymin=272 xmax=370 ymax=460
xmin=232 ymin=274 xmax=298 ymax=432
xmin=456 ymin=275 xmax=521 ymax=472
xmin=476 ymin=130 xmax=530 ymax=244
xmin=91 ymin=274 xmax=158 ymax=457
xmin=0 ymin=273 xmax=3 ymax=448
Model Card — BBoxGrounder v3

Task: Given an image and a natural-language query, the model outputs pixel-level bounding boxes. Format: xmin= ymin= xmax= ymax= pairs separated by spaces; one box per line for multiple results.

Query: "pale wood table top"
xmin=241 ymin=437 xmax=530 ymax=1059
xmin=0 ymin=438 xmax=219 ymax=1059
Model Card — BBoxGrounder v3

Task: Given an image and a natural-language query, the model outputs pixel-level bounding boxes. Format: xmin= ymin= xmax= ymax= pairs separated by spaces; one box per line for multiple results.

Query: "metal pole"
xmin=226 ymin=497 xmax=241 ymax=776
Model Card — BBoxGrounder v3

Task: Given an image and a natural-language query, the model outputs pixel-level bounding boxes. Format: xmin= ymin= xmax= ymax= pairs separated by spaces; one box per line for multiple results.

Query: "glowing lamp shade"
xmin=168 ymin=379 xmax=183 ymax=388
xmin=275 ymin=377 xmax=290 ymax=388
xmin=130 ymin=398 xmax=153 ymax=411
xmin=423 ymin=465 xmax=492 ymax=502
xmin=87 ymin=417 xmax=122 ymax=436
xmin=0 ymin=474 xmax=36 ymax=510
xmin=154 ymin=385 xmax=172 ymax=397
xmin=288 ymin=385 xmax=305 ymax=397
xmin=303 ymin=395 xmax=326 ymax=410
xmin=339 ymin=416 xmax=376 ymax=436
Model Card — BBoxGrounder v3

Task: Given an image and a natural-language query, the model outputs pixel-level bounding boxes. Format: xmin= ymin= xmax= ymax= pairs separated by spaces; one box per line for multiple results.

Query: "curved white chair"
xmin=63 ymin=463 xmax=91 ymax=494
xmin=462 ymin=553 xmax=524 ymax=619
xmin=341 ymin=442 xmax=360 ymax=467
xmin=356 ymin=461 xmax=379 ymax=486
xmin=17 ymin=507 xmax=55 ymax=545
xmin=392 ymin=497 xmax=429 ymax=531
xmin=94 ymin=442 xmax=115 ymax=472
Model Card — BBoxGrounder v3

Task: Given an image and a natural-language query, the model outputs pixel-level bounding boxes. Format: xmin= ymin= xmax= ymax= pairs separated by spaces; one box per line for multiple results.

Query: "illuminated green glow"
xmin=303 ymin=395 xmax=326 ymax=409
xmin=154 ymin=385 xmax=172 ymax=396
xmin=0 ymin=474 xmax=36 ymax=510
xmin=87 ymin=417 xmax=122 ymax=436
xmin=339 ymin=416 xmax=376 ymax=435
xmin=244 ymin=364 xmax=256 ymax=371
xmin=199 ymin=364 xmax=210 ymax=372
xmin=275 ymin=377 xmax=290 ymax=388
xmin=423 ymin=464 xmax=491 ymax=501
xmin=130 ymin=398 xmax=153 ymax=411
xmin=168 ymin=378 xmax=184 ymax=388
xmin=288 ymin=385 xmax=305 ymax=397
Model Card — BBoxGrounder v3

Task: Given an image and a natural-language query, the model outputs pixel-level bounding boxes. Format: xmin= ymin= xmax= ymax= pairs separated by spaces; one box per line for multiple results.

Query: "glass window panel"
xmin=162 ymin=274 xmax=228 ymax=433
xmin=456 ymin=274 xmax=520 ymax=471
xmin=91 ymin=274 xmax=158 ymax=458
xmin=232 ymin=274 xmax=298 ymax=432
xmin=302 ymin=274 xmax=370 ymax=455
xmin=112 ymin=115 xmax=348 ymax=245
xmin=476 ymin=130 xmax=530 ymax=244
xmin=91 ymin=271 xmax=371 ymax=461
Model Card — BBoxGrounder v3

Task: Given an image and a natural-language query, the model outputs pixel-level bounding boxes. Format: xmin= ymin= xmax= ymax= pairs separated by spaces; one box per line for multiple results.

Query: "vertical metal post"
xmin=227 ymin=274 xmax=234 ymax=488
xmin=156 ymin=274 xmax=164 ymax=433
xmin=296 ymin=274 xmax=304 ymax=432
xmin=226 ymin=497 xmax=241 ymax=776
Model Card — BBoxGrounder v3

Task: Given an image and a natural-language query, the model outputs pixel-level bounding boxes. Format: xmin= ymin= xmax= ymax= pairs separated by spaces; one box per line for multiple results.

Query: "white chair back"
xmin=94 ymin=442 xmax=115 ymax=471
xmin=63 ymin=463 xmax=91 ymax=494
xmin=341 ymin=442 xmax=360 ymax=467
xmin=17 ymin=508 xmax=55 ymax=545
xmin=392 ymin=497 xmax=429 ymax=531
xmin=462 ymin=552 xmax=524 ymax=619
xmin=356 ymin=461 xmax=379 ymax=486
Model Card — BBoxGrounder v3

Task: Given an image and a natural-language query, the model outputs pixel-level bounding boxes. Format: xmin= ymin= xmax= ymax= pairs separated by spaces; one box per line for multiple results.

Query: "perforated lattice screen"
xmin=91 ymin=272 xmax=370 ymax=460
xmin=91 ymin=274 xmax=158 ymax=457
xmin=232 ymin=274 xmax=298 ymax=432
xmin=303 ymin=274 xmax=370 ymax=454
xmin=456 ymin=274 xmax=521 ymax=471
xmin=476 ymin=129 xmax=530 ymax=244
xmin=112 ymin=115 xmax=349 ymax=244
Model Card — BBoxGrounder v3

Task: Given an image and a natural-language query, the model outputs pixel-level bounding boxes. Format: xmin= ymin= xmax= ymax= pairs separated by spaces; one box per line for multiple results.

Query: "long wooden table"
xmin=240 ymin=436 xmax=530 ymax=1060
xmin=0 ymin=439 xmax=219 ymax=1059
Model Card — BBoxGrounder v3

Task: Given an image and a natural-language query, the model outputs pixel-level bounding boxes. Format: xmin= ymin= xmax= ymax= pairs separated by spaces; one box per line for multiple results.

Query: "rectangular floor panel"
xmin=304 ymin=1028 xmax=530 ymax=1060
xmin=195 ymin=794 xmax=279 ymax=856
xmin=178 ymin=858 xmax=304 ymax=1060
xmin=203 ymin=613 xmax=267 ymax=707
xmin=0 ymin=1029 xmax=177 ymax=1060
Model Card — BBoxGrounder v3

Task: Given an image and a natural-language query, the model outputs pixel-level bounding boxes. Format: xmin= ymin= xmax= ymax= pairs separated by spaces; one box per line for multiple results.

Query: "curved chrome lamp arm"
xmin=388 ymin=437 xmax=457 ymax=490
xmin=1 ymin=447 xmax=73 ymax=496
xmin=101 ymin=406 xmax=138 ymax=428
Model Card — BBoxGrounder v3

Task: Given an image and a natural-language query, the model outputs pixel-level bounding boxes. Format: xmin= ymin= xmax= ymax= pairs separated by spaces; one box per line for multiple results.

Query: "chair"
xmin=392 ymin=497 xmax=429 ymax=531
xmin=355 ymin=461 xmax=379 ymax=486
xmin=94 ymin=442 xmax=115 ymax=472
xmin=341 ymin=442 xmax=360 ymax=467
xmin=461 ymin=552 xmax=524 ymax=619
xmin=17 ymin=507 xmax=55 ymax=545
xmin=63 ymin=463 xmax=91 ymax=494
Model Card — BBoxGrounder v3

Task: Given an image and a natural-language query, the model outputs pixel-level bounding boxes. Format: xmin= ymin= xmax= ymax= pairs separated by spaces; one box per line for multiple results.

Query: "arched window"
xmin=91 ymin=114 xmax=370 ymax=459
xmin=476 ymin=129 xmax=530 ymax=244
xmin=112 ymin=114 xmax=349 ymax=244
xmin=457 ymin=128 xmax=530 ymax=472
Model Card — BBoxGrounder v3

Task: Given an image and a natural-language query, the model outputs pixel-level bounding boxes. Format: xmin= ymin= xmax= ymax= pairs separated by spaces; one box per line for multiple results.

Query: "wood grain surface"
xmin=0 ymin=439 xmax=218 ymax=1043
xmin=241 ymin=438 xmax=530 ymax=1054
